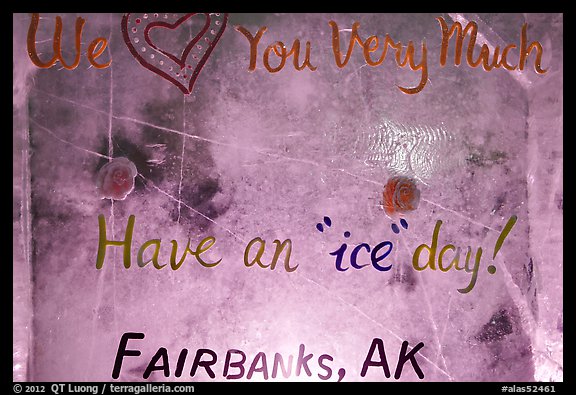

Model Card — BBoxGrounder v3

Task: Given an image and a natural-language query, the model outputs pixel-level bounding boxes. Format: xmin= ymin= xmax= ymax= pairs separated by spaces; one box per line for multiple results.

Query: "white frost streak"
xmin=177 ymin=96 xmax=187 ymax=224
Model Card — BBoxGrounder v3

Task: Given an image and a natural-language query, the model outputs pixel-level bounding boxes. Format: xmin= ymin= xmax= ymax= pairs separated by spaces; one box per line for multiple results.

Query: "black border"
xmin=8 ymin=3 xmax=569 ymax=391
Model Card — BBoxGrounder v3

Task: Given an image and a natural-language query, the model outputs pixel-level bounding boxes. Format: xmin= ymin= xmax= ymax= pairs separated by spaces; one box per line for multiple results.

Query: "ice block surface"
xmin=13 ymin=13 xmax=562 ymax=381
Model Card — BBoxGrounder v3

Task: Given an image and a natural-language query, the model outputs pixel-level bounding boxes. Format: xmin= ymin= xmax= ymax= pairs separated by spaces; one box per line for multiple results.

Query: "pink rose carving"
xmin=96 ymin=157 xmax=138 ymax=200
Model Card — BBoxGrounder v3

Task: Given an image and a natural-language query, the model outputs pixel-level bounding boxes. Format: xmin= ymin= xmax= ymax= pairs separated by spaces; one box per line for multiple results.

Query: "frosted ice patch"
xmin=352 ymin=118 xmax=466 ymax=183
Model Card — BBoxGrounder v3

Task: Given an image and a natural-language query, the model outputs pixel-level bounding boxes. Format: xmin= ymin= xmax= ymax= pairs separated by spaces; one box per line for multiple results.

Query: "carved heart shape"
xmin=121 ymin=13 xmax=228 ymax=94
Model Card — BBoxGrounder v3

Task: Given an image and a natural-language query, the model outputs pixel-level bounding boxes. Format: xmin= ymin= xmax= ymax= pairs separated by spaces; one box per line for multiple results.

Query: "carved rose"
xmin=382 ymin=176 xmax=421 ymax=217
xmin=96 ymin=157 xmax=138 ymax=200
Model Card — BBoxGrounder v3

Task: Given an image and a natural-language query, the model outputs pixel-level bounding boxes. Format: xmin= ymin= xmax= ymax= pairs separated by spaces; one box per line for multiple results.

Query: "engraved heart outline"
xmin=144 ymin=14 xmax=210 ymax=69
xmin=121 ymin=13 xmax=228 ymax=94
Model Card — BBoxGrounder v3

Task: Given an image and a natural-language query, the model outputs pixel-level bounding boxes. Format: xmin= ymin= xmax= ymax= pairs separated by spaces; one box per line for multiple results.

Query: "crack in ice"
xmin=177 ymin=96 xmax=187 ymax=224
xmin=295 ymin=272 xmax=454 ymax=380
xmin=396 ymin=233 xmax=454 ymax=380
xmin=421 ymin=197 xmax=499 ymax=232
xmin=436 ymin=293 xmax=453 ymax=365
xmin=33 ymin=89 xmax=109 ymax=115
xmin=17 ymin=99 xmax=34 ymax=382
xmin=29 ymin=119 xmax=112 ymax=160
xmin=139 ymin=174 xmax=248 ymax=245
xmin=86 ymin=26 xmax=116 ymax=379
